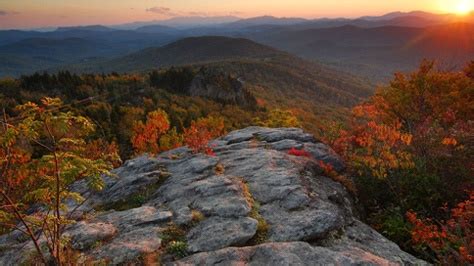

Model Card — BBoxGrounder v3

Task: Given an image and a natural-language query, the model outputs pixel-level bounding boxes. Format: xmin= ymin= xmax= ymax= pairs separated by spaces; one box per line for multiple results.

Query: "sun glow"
xmin=453 ymin=0 xmax=473 ymax=15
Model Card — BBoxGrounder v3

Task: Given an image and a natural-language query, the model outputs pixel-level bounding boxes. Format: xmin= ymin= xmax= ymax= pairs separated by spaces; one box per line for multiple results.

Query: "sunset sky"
xmin=0 ymin=0 xmax=472 ymax=29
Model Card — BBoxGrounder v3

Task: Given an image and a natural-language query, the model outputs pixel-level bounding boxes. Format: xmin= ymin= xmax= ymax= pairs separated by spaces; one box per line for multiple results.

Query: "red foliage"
xmin=287 ymin=147 xmax=311 ymax=158
xmin=287 ymin=147 xmax=356 ymax=193
xmin=318 ymin=160 xmax=335 ymax=175
xmin=407 ymin=191 xmax=474 ymax=264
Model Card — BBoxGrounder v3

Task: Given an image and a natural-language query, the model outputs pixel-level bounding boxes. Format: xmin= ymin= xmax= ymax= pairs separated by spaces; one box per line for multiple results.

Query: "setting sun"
xmin=454 ymin=0 xmax=473 ymax=14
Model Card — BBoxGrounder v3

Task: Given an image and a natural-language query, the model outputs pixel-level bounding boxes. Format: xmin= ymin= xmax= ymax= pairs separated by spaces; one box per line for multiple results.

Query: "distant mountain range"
xmin=58 ymin=36 xmax=283 ymax=73
xmin=106 ymin=11 xmax=473 ymax=30
xmin=113 ymin=16 xmax=241 ymax=30
xmin=0 ymin=11 xmax=472 ymax=80
xmin=56 ymin=25 xmax=116 ymax=32
xmin=247 ymin=22 xmax=474 ymax=81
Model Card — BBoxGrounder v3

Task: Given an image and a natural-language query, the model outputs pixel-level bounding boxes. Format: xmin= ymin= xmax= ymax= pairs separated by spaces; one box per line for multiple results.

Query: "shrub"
xmin=407 ymin=191 xmax=473 ymax=264
xmin=260 ymin=109 xmax=300 ymax=128
xmin=167 ymin=241 xmax=188 ymax=258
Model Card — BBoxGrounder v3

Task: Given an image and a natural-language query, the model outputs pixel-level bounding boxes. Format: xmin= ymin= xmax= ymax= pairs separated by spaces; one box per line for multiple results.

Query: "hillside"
xmin=0 ymin=37 xmax=113 ymax=59
xmin=0 ymin=30 xmax=181 ymax=77
xmin=0 ymin=54 xmax=61 ymax=77
xmin=191 ymin=58 xmax=371 ymax=132
xmin=58 ymin=36 xmax=372 ymax=132
xmin=0 ymin=127 xmax=427 ymax=265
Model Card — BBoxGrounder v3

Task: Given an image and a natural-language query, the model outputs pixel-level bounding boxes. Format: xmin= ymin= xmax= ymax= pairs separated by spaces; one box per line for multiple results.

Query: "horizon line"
xmin=1 ymin=9 xmax=471 ymax=31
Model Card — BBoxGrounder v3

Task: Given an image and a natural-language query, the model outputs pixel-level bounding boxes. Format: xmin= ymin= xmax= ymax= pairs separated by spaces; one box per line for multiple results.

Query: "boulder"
xmin=0 ymin=127 xmax=427 ymax=265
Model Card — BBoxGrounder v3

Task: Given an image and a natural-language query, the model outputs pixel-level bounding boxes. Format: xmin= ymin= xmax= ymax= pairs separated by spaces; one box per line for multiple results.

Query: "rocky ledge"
xmin=0 ymin=127 xmax=426 ymax=265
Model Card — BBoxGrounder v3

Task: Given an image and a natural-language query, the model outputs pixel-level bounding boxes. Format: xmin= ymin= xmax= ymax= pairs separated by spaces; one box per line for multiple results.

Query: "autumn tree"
xmin=259 ymin=109 xmax=300 ymax=128
xmin=0 ymin=98 xmax=117 ymax=265
xmin=159 ymin=127 xmax=184 ymax=151
xmin=332 ymin=102 xmax=414 ymax=179
xmin=131 ymin=109 xmax=170 ymax=155
xmin=184 ymin=116 xmax=225 ymax=155
xmin=327 ymin=61 xmax=473 ymax=259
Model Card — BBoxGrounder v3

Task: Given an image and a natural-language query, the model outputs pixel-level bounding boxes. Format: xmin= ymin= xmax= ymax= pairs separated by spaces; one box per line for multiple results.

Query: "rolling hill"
xmin=0 ymin=38 xmax=113 ymax=58
xmin=56 ymin=36 xmax=372 ymax=133
xmin=0 ymin=30 xmax=181 ymax=77
xmin=63 ymin=36 xmax=283 ymax=73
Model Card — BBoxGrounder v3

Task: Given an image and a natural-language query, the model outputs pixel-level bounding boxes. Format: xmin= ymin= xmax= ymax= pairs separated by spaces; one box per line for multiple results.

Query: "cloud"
xmin=146 ymin=6 xmax=177 ymax=16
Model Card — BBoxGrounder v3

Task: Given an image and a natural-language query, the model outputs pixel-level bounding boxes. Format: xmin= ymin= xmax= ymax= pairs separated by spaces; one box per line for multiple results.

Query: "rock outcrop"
xmin=0 ymin=127 xmax=426 ymax=265
xmin=188 ymin=69 xmax=257 ymax=108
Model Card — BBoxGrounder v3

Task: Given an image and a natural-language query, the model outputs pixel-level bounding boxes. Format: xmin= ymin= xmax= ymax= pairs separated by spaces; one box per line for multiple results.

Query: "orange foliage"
xmin=332 ymin=102 xmax=414 ymax=179
xmin=83 ymin=139 xmax=122 ymax=168
xmin=0 ymin=144 xmax=32 ymax=199
xmin=330 ymin=61 xmax=473 ymax=180
xmin=130 ymin=110 xmax=226 ymax=156
xmin=184 ymin=116 xmax=225 ymax=155
xmin=131 ymin=109 xmax=170 ymax=155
